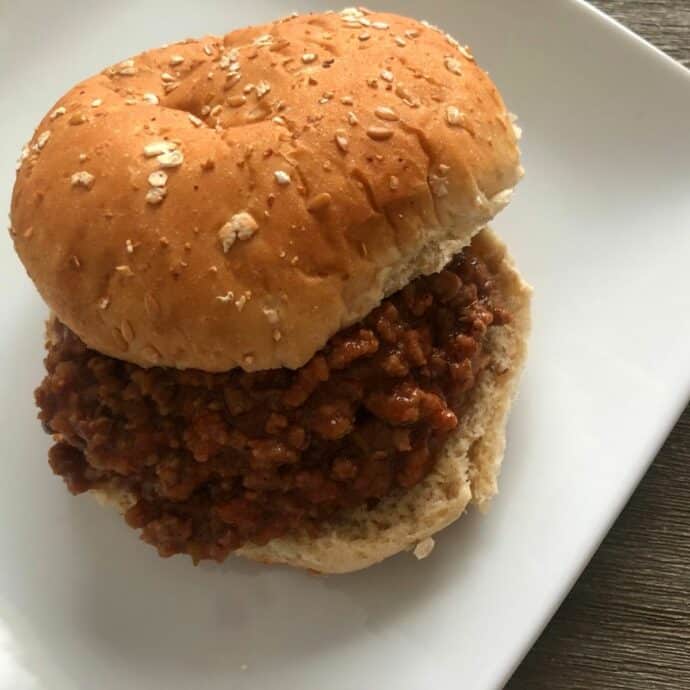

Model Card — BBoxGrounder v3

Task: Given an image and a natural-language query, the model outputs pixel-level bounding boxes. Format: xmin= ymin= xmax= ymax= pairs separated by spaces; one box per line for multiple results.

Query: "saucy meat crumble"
xmin=36 ymin=242 xmax=509 ymax=562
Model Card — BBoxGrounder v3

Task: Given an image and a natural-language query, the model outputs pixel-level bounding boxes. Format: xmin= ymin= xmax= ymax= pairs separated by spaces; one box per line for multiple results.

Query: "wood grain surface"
xmin=507 ymin=2 xmax=690 ymax=688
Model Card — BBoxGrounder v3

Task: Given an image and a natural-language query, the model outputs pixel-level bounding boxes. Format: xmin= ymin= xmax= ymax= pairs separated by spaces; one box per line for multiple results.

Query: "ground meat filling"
xmin=36 ymin=244 xmax=509 ymax=562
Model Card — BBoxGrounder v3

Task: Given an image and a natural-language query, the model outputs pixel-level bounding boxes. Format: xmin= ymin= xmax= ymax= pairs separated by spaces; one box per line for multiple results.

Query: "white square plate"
xmin=1 ymin=2 xmax=689 ymax=689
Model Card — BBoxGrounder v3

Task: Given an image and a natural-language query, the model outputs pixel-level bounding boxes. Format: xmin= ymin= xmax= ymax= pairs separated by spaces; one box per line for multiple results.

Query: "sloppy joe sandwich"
xmin=10 ymin=8 xmax=531 ymax=573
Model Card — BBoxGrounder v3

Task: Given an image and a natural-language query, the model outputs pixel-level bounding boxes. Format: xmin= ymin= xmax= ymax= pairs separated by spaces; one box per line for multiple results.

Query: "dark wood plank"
xmin=590 ymin=0 xmax=690 ymax=67
xmin=507 ymin=2 xmax=690 ymax=687
xmin=508 ymin=405 xmax=690 ymax=689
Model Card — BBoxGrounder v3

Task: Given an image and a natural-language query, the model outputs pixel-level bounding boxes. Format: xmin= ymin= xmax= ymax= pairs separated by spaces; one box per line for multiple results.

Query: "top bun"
xmin=11 ymin=7 xmax=521 ymax=372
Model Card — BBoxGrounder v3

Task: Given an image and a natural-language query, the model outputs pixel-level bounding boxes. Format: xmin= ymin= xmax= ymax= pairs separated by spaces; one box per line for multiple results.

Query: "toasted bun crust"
xmin=89 ymin=228 xmax=531 ymax=573
xmin=12 ymin=8 xmax=521 ymax=372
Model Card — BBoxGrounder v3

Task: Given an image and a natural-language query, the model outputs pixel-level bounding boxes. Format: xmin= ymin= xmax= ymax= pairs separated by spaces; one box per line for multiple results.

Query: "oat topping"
xmin=35 ymin=131 xmax=51 ymax=150
xmin=216 ymin=291 xmax=235 ymax=303
xmin=69 ymin=113 xmax=87 ymax=125
xmin=306 ymin=192 xmax=332 ymax=212
xmin=234 ymin=292 xmax=250 ymax=311
xmin=143 ymin=293 xmax=161 ymax=319
xmin=446 ymin=105 xmax=463 ymax=126
xmin=143 ymin=141 xmax=176 ymax=157
xmin=301 ymin=52 xmax=317 ymax=63
xmin=115 ymin=265 xmax=134 ymax=276
xmin=146 ymin=187 xmax=167 ymax=205
xmin=347 ymin=111 xmax=359 ymax=126
xmin=358 ymin=32 xmax=371 ymax=41
xmin=444 ymin=57 xmax=462 ymax=75
xmin=262 ymin=307 xmax=280 ymax=325
xmin=253 ymin=34 xmax=273 ymax=47
xmin=169 ymin=55 xmax=185 ymax=66
xmin=15 ymin=146 xmax=29 ymax=172
xmin=394 ymin=35 xmax=407 ymax=46
xmin=141 ymin=345 xmax=162 ymax=362
xmin=143 ymin=93 xmax=159 ymax=104
xmin=335 ymin=130 xmax=349 ymax=151
xmin=429 ymin=171 xmax=449 ymax=198
xmin=228 ymin=95 xmax=247 ymax=107
xmin=125 ymin=239 xmax=134 ymax=254
xmin=372 ymin=21 xmax=389 ymax=30
xmin=218 ymin=211 xmax=259 ymax=252
xmin=188 ymin=113 xmax=203 ymax=127
xmin=91 ymin=98 xmax=103 ymax=108
xmin=157 ymin=149 xmax=184 ymax=168
xmin=148 ymin=171 xmax=168 ymax=187
xmin=389 ymin=175 xmax=400 ymax=190
xmin=161 ymin=72 xmax=176 ymax=83
xmin=245 ymin=106 xmax=266 ymax=123
xmin=509 ymin=112 xmax=522 ymax=140
xmin=380 ymin=69 xmax=394 ymax=82
xmin=70 ymin=171 xmax=95 ymax=189
xmin=98 ymin=297 xmax=110 ymax=310
xmin=413 ymin=537 xmax=435 ymax=560
xmin=120 ymin=320 xmax=135 ymax=343
xmin=50 ymin=106 xmax=66 ymax=119
xmin=256 ymin=80 xmax=271 ymax=98
xmin=117 ymin=63 xmax=137 ymax=76
xmin=457 ymin=44 xmax=474 ymax=61
xmin=274 ymin=170 xmax=291 ymax=185
xmin=395 ymin=84 xmax=421 ymax=108
xmin=374 ymin=105 xmax=398 ymax=121
xmin=340 ymin=7 xmax=365 ymax=19
xmin=340 ymin=95 xmax=354 ymax=105
xmin=366 ymin=126 xmax=394 ymax=141
xmin=445 ymin=33 xmax=459 ymax=49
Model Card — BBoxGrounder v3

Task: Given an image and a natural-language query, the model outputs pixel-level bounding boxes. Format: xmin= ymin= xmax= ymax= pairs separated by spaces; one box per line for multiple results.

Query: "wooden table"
xmin=507 ymin=2 xmax=690 ymax=688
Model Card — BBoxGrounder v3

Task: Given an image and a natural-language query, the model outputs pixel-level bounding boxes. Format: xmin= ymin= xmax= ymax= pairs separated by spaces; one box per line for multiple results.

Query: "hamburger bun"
xmin=12 ymin=7 xmax=521 ymax=373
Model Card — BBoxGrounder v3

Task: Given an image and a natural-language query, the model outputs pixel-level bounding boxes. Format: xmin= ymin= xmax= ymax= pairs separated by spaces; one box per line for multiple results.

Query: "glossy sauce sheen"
xmin=37 ymin=241 xmax=509 ymax=562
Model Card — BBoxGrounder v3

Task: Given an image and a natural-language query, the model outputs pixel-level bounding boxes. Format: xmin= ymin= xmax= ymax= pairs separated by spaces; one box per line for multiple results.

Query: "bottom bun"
xmin=91 ymin=228 xmax=531 ymax=574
